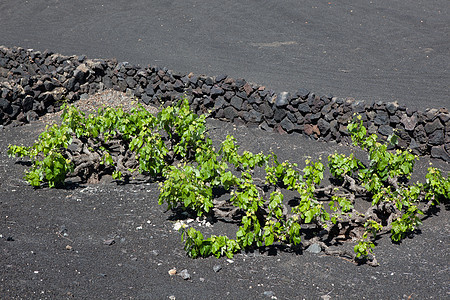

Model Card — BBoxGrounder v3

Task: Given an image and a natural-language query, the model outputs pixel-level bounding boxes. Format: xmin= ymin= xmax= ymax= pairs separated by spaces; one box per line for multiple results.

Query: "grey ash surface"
xmin=0 ymin=116 xmax=449 ymax=299
xmin=0 ymin=0 xmax=448 ymax=111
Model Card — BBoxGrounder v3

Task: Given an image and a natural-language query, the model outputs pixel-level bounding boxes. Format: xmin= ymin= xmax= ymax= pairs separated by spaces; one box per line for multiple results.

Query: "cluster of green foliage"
xmin=8 ymin=99 xmax=449 ymax=264
xmin=347 ymin=117 xmax=449 ymax=244
xmin=8 ymin=122 xmax=74 ymax=187
xmin=8 ymin=98 xmax=206 ymax=186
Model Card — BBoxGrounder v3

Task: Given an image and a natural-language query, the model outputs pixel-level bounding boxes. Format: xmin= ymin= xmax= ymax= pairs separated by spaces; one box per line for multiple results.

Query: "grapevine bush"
xmin=8 ymin=99 xmax=449 ymax=266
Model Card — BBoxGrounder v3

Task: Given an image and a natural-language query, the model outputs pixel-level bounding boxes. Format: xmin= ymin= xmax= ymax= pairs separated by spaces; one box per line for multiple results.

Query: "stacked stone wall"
xmin=1 ymin=46 xmax=448 ymax=162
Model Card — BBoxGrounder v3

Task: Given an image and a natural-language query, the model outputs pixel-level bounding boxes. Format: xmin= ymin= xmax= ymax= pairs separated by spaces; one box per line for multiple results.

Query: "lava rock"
xmin=273 ymin=108 xmax=287 ymax=122
xmin=141 ymin=95 xmax=152 ymax=105
xmin=210 ymin=86 xmax=224 ymax=97
xmin=401 ymin=114 xmax=418 ymax=131
xmin=296 ymin=88 xmax=310 ymax=100
xmin=235 ymin=78 xmax=246 ymax=88
xmin=215 ymin=74 xmax=227 ymax=83
xmin=390 ymin=115 xmax=401 ymax=125
xmin=145 ymin=86 xmax=155 ymax=97
xmin=8 ymin=105 xmax=20 ymax=118
xmin=275 ymin=92 xmax=290 ymax=107
xmin=438 ymin=112 xmax=450 ymax=123
xmin=173 ymin=80 xmax=184 ymax=92
xmin=413 ymin=125 xmax=428 ymax=143
xmin=286 ymin=111 xmax=296 ymax=123
xmin=260 ymin=101 xmax=274 ymax=118
xmin=310 ymin=112 xmax=322 ymax=122
xmin=26 ymin=111 xmax=39 ymax=122
xmin=298 ymin=102 xmax=311 ymax=114
xmin=125 ymin=76 xmax=137 ymax=88
xmin=73 ymin=64 xmax=89 ymax=82
xmin=374 ymin=111 xmax=389 ymax=125
xmin=351 ymin=101 xmax=366 ymax=114
xmin=409 ymin=138 xmax=427 ymax=155
xmin=430 ymin=145 xmax=450 ymax=162
xmin=213 ymin=96 xmax=226 ymax=110
xmin=317 ymin=119 xmax=331 ymax=135
xmin=428 ymin=129 xmax=444 ymax=145
xmin=304 ymin=124 xmax=320 ymax=136
xmin=280 ymin=116 xmax=295 ymax=133
xmin=386 ymin=101 xmax=399 ymax=114
xmin=424 ymin=118 xmax=444 ymax=134
xmin=242 ymin=82 xmax=253 ymax=96
xmin=223 ymin=106 xmax=238 ymax=121
xmin=0 ymin=98 xmax=11 ymax=111
xmin=230 ymin=96 xmax=243 ymax=110
xmin=246 ymin=109 xmax=263 ymax=123
xmin=378 ymin=125 xmax=394 ymax=137
xmin=312 ymin=98 xmax=325 ymax=113
xmin=44 ymin=80 xmax=55 ymax=91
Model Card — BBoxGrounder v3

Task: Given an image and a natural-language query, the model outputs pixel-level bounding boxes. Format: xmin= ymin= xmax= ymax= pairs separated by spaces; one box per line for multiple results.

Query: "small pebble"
xmin=306 ymin=243 xmax=321 ymax=254
xmin=213 ymin=265 xmax=222 ymax=272
xmin=178 ymin=269 xmax=191 ymax=280
xmin=59 ymin=225 xmax=67 ymax=235
xmin=168 ymin=268 xmax=177 ymax=276
xmin=103 ymin=238 xmax=115 ymax=246
xmin=263 ymin=291 xmax=275 ymax=298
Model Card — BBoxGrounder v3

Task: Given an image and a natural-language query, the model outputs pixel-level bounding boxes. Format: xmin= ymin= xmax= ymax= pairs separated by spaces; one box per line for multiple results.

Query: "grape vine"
xmin=8 ymin=99 xmax=449 ymax=266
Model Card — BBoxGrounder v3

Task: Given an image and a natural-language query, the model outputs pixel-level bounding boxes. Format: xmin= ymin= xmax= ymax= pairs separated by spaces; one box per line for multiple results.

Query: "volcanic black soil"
xmin=1 ymin=115 xmax=448 ymax=299
xmin=0 ymin=1 xmax=449 ymax=298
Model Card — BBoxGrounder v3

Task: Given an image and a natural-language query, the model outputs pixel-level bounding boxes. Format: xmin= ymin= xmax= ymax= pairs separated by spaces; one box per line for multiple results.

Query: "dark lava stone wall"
xmin=1 ymin=46 xmax=449 ymax=162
